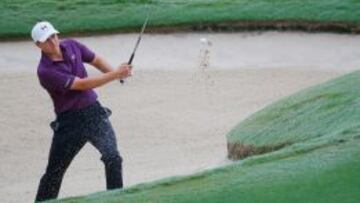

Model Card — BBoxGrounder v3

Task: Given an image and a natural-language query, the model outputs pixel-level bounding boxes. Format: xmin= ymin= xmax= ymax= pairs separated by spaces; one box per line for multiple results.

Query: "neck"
xmin=46 ymin=47 xmax=63 ymax=61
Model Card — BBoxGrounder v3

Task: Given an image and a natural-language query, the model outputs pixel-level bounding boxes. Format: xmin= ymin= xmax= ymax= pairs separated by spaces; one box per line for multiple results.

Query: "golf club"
xmin=120 ymin=14 xmax=150 ymax=84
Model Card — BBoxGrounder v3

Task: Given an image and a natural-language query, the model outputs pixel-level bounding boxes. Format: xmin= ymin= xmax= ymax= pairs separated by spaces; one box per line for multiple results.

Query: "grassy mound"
xmin=227 ymin=70 xmax=360 ymax=160
xmin=48 ymin=72 xmax=360 ymax=203
xmin=2 ymin=0 xmax=360 ymax=40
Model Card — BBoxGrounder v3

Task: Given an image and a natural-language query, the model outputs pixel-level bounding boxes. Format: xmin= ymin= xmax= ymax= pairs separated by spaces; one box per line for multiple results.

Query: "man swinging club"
xmin=32 ymin=21 xmax=131 ymax=202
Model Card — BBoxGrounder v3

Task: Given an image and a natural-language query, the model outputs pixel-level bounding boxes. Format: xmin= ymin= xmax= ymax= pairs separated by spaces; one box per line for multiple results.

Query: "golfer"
xmin=32 ymin=21 xmax=131 ymax=202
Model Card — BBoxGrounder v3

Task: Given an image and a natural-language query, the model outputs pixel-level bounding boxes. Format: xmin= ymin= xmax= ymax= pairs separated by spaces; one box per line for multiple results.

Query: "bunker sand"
xmin=0 ymin=32 xmax=358 ymax=202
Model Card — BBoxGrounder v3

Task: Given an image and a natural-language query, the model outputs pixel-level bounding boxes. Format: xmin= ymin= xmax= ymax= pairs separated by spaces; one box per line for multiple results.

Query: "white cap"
xmin=31 ymin=21 xmax=59 ymax=43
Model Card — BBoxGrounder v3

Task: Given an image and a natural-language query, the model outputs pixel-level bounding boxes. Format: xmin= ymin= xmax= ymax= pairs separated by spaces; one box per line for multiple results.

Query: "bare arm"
xmin=90 ymin=55 xmax=114 ymax=73
xmin=70 ymin=63 xmax=131 ymax=90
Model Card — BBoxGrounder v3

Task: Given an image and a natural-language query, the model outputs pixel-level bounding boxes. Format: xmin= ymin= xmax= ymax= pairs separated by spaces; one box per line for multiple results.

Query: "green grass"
xmin=227 ymin=70 xmax=360 ymax=148
xmin=2 ymin=0 xmax=360 ymax=39
xmin=48 ymin=71 xmax=360 ymax=203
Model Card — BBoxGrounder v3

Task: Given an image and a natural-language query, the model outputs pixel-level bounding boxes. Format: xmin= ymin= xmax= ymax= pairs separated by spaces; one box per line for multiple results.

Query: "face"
xmin=36 ymin=34 xmax=60 ymax=54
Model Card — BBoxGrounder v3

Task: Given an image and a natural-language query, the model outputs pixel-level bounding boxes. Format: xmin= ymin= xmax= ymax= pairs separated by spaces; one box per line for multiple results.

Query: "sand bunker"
xmin=0 ymin=31 xmax=359 ymax=202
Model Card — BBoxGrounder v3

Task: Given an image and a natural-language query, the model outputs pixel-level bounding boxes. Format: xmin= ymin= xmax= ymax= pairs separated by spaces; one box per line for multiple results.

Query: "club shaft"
xmin=120 ymin=14 xmax=149 ymax=84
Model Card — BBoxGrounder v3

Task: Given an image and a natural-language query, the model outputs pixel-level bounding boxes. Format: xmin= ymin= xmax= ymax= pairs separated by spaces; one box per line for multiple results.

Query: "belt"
xmin=56 ymin=101 xmax=104 ymax=122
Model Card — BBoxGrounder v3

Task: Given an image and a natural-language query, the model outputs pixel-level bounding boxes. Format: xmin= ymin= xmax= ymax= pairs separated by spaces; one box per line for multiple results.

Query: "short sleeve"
xmin=38 ymin=69 xmax=75 ymax=94
xmin=73 ymin=40 xmax=95 ymax=63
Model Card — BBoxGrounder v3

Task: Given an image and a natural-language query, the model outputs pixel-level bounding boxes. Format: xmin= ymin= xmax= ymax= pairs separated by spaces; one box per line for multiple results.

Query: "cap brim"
xmin=37 ymin=29 xmax=59 ymax=43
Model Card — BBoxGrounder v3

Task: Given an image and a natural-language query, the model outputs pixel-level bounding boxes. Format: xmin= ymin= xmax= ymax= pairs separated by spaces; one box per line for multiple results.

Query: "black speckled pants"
xmin=35 ymin=101 xmax=123 ymax=202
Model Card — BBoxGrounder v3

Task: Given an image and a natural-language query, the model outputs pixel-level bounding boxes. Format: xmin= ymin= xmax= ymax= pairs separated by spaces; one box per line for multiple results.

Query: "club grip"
xmin=128 ymin=53 xmax=135 ymax=65
xmin=120 ymin=53 xmax=135 ymax=84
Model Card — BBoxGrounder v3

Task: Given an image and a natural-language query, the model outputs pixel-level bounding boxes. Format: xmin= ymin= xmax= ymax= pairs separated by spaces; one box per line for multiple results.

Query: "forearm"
xmin=71 ymin=71 xmax=119 ymax=90
xmin=90 ymin=55 xmax=113 ymax=73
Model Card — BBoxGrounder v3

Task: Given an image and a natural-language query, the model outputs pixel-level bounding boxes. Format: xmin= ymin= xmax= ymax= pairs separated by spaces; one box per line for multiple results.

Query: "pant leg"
xmin=35 ymin=123 xmax=87 ymax=202
xmin=87 ymin=115 xmax=123 ymax=190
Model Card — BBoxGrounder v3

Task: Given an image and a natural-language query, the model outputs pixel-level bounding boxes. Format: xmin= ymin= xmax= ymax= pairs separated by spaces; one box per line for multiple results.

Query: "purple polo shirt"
xmin=37 ymin=39 xmax=98 ymax=115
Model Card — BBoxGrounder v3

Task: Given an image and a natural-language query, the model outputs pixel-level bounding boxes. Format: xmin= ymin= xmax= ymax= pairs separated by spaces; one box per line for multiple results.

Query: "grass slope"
xmin=2 ymin=0 xmax=360 ymax=39
xmin=49 ymin=72 xmax=360 ymax=203
xmin=227 ymin=70 xmax=360 ymax=155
